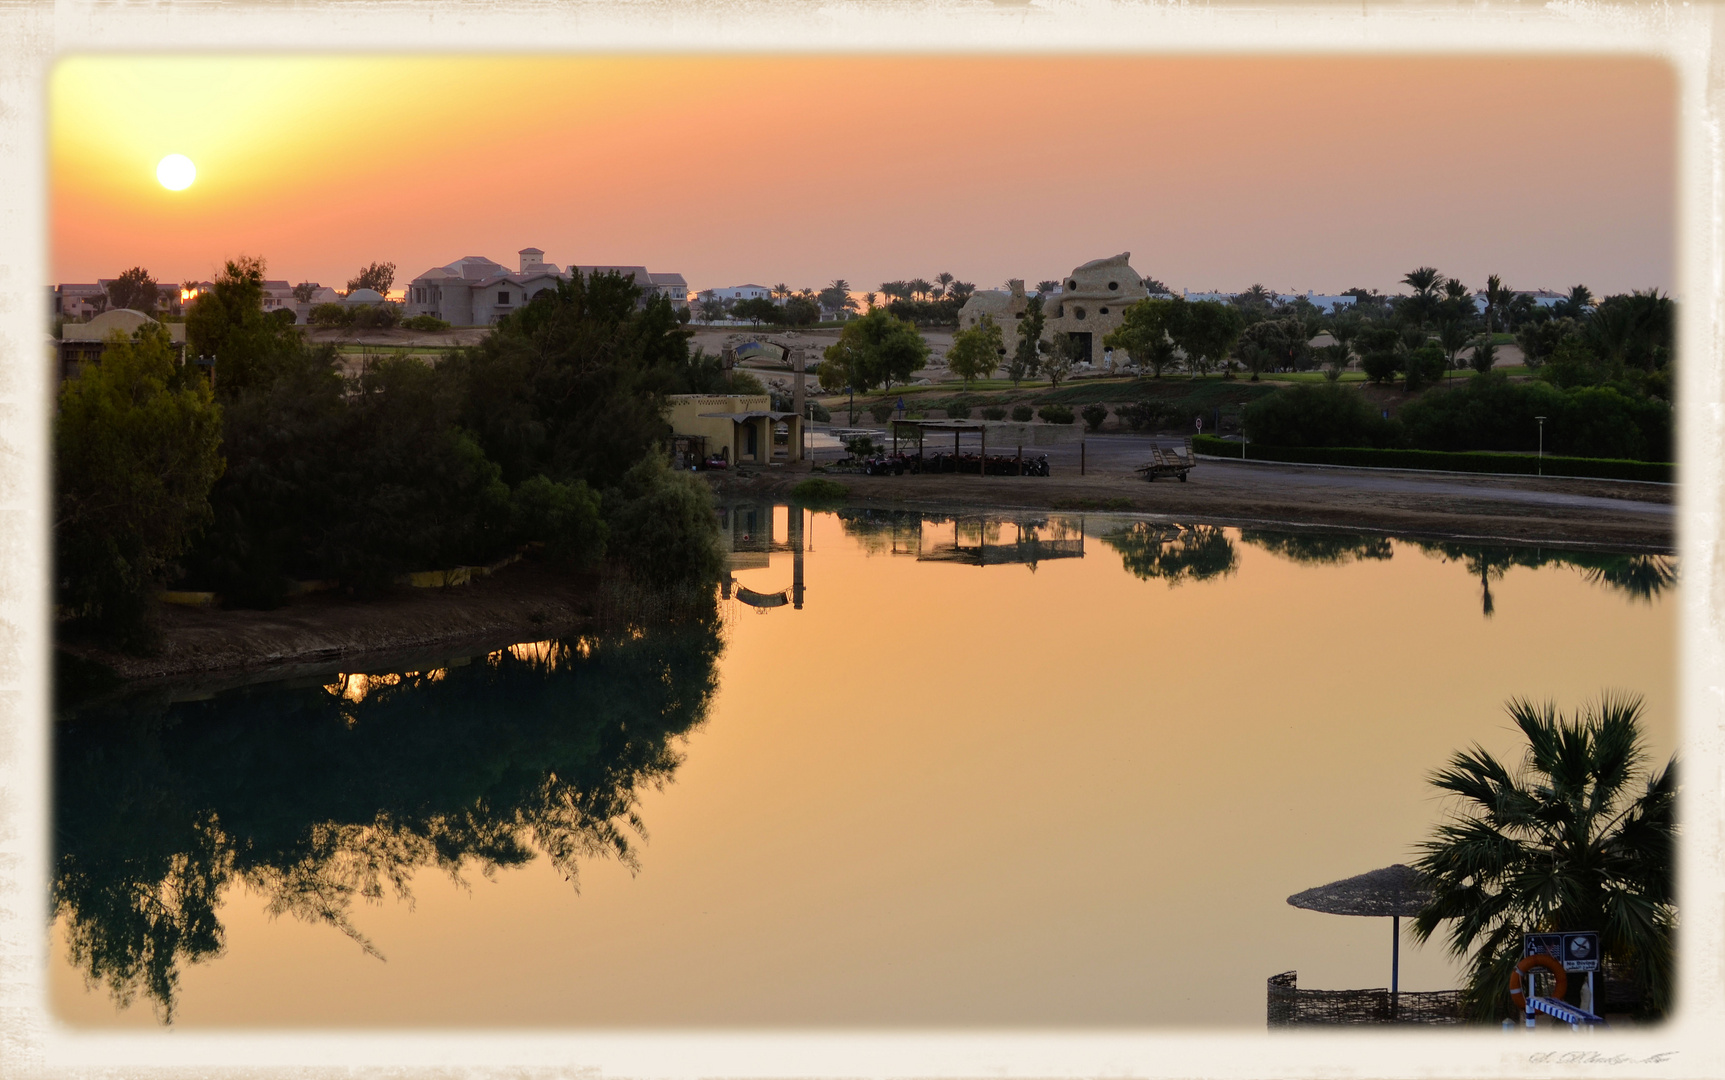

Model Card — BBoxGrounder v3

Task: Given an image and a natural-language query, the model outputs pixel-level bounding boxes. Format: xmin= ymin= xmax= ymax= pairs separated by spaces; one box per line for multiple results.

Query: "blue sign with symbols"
xmin=1523 ymin=931 xmax=1601 ymax=972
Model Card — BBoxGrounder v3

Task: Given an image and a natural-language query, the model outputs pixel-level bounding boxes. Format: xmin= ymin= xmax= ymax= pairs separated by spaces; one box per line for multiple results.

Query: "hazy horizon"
xmin=51 ymin=54 xmax=1676 ymax=301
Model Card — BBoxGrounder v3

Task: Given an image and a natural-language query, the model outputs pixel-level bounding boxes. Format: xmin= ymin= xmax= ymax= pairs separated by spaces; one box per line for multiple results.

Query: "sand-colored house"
xmin=57 ymin=309 xmax=188 ymax=382
xmin=666 ymin=393 xmax=805 ymax=467
xmin=1040 ymin=252 xmax=1151 ymax=364
xmin=956 ymin=254 xmax=1154 ymax=367
xmin=956 ymin=279 xmax=1033 ymax=360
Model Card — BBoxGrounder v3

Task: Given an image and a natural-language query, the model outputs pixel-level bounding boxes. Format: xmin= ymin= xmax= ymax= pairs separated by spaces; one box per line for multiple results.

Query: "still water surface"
xmin=52 ymin=508 xmax=1676 ymax=1027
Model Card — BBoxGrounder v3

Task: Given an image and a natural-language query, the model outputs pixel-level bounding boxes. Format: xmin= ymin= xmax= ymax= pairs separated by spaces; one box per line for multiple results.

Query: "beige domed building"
xmin=1040 ymin=252 xmax=1151 ymax=365
xmin=57 ymin=308 xmax=187 ymax=383
xmin=956 ymin=253 xmax=1155 ymax=369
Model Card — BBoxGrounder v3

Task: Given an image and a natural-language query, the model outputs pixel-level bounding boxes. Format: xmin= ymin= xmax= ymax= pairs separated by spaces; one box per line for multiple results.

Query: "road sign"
xmin=1523 ymin=931 xmax=1600 ymax=972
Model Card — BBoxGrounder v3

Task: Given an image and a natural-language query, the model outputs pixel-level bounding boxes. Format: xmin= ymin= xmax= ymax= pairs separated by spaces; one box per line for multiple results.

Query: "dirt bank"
xmin=58 ymin=560 xmax=606 ymax=694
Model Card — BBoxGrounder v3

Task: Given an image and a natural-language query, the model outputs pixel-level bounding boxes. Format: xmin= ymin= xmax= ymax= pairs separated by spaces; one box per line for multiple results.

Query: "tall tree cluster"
xmin=57 ymin=257 xmax=728 ymax=649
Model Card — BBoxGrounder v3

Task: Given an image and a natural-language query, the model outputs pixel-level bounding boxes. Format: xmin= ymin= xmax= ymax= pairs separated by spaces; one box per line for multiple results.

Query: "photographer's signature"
xmin=1527 ymin=1051 xmax=1677 ymax=1066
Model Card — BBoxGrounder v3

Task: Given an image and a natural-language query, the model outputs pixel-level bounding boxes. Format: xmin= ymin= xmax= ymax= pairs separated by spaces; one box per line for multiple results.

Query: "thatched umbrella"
xmin=1287 ymin=864 xmax=1432 ymax=997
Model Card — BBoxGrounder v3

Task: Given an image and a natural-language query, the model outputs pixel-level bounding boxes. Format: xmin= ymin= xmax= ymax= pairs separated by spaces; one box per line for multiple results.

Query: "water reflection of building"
xmin=917 ymin=516 xmax=1084 ymax=568
xmin=835 ymin=509 xmax=1086 ymax=569
xmin=717 ymin=503 xmax=808 ymax=610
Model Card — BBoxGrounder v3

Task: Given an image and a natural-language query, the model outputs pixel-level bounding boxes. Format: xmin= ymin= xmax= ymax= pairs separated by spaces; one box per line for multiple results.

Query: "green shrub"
xmin=1081 ymin=403 xmax=1109 ymax=431
xmin=868 ymin=402 xmax=894 ymax=423
xmin=791 ymin=477 xmax=847 ymax=504
xmin=981 ymin=405 xmax=1007 ymax=421
xmin=1118 ymin=400 xmax=1168 ymax=431
xmin=1399 ymin=372 xmax=1670 ymax=461
xmin=1242 ymin=383 xmax=1399 ymax=448
xmin=1011 ymin=404 xmax=1033 ymax=422
xmin=1359 ymin=351 xmax=1400 ymax=384
xmin=808 ymin=401 xmax=831 ymax=422
xmin=349 ymin=304 xmax=401 ymax=330
xmin=512 ymin=474 xmax=606 ymax=569
xmin=1403 ymin=344 xmax=1447 ymax=392
xmin=946 ymin=404 xmax=971 ymax=419
xmin=604 ymin=455 xmax=726 ymax=595
xmin=1037 ymin=404 xmax=1074 ymax=424
xmin=402 ymin=314 xmax=451 ymax=332
xmin=308 ymin=303 xmax=351 ymax=328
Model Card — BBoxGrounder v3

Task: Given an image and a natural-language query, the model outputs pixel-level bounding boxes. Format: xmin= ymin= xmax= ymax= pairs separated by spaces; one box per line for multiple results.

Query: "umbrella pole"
xmin=1391 ymin=915 xmax=1400 ymax=1020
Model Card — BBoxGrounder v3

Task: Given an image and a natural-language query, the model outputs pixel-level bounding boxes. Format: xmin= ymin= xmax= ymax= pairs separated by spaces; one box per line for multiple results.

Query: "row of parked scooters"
xmin=847 ymin=451 xmax=1052 ymax=477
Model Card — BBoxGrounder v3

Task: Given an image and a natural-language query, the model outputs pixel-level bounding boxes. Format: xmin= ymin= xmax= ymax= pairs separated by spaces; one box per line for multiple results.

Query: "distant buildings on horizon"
xmin=403 ymin=248 xmax=688 ymax=326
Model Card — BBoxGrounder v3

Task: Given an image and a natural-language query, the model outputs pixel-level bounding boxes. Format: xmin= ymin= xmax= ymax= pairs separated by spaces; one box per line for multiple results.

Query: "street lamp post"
xmin=1535 ymin=415 xmax=1546 ymax=476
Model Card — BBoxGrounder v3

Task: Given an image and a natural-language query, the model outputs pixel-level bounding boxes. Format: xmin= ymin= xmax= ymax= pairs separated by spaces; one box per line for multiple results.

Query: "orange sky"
xmin=51 ymin=54 xmax=1675 ymax=298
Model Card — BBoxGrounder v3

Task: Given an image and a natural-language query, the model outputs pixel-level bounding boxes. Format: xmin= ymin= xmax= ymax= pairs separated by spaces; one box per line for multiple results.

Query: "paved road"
xmin=798 ymin=428 xmax=1671 ymax=549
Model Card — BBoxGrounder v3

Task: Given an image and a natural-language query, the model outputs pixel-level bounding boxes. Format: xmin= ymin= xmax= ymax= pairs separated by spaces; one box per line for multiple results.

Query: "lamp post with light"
xmin=1535 ymin=415 xmax=1546 ymax=476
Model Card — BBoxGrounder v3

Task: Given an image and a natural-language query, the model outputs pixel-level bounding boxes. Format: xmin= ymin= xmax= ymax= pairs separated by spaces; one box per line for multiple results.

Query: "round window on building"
xmin=1067 ymin=280 xmax=1077 ymax=290
xmin=1108 ymin=281 xmax=1119 ymax=291
xmin=1073 ymin=307 xmax=1086 ymax=320
xmin=1100 ymin=307 xmax=1109 ymax=316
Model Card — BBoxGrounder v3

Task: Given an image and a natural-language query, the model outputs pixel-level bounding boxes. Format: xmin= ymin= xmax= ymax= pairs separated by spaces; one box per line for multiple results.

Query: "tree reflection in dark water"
xmin=1233 ymin=529 xmax=1675 ymax=617
xmin=1238 ymin=529 xmax=1394 ymax=566
xmin=1100 ymin=523 xmax=1238 ymax=586
xmin=53 ymin=618 xmax=723 ymax=1023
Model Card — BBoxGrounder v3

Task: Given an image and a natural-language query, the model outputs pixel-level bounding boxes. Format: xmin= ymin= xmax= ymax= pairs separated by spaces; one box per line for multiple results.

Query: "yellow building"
xmin=666 ymin=394 xmax=805 ymax=466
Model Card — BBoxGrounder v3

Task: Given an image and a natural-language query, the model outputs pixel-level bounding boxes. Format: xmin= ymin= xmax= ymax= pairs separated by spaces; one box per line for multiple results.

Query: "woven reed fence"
xmin=1267 ymin=971 xmax=1466 ymax=1027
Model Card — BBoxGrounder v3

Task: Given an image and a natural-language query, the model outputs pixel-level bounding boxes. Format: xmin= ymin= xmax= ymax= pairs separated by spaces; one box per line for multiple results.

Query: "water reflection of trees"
xmin=1238 ymin=530 xmax=1394 ymax=566
xmin=1100 ymin=523 xmax=1238 ymax=586
xmin=1234 ymin=529 xmax=1675 ymax=616
xmin=1411 ymin=541 xmax=1674 ymax=617
xmin=53 ymin=619 xmax=723 ymax=1023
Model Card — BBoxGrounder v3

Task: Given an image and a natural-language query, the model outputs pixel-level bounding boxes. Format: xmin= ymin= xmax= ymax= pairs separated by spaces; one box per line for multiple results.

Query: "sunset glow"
xmin=51 ymin=54 xmax=1675 ymax=296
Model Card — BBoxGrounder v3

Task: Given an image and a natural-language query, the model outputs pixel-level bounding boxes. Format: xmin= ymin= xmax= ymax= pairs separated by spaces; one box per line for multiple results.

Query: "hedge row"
xmin=1191 ymin=435 xmax=1672 ymax=483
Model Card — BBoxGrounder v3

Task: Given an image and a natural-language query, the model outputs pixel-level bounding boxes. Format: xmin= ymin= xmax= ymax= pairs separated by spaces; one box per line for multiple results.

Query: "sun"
xmin=156 ymin=154 xmax=196 ymax=191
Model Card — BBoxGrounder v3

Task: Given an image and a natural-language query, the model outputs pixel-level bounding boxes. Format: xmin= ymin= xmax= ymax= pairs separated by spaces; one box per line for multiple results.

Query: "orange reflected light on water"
xmin=51 ymin=519 xmax=1674 ymax=1027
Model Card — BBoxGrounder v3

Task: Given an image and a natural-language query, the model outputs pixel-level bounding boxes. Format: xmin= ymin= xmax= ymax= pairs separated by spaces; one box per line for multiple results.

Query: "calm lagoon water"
xmin=51 ymin=507 xmax=1676 ymax=1028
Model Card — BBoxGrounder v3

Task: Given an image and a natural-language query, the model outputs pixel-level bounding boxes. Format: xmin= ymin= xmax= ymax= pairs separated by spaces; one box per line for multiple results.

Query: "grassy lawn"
xmin=335 ymin=344 xmax=451 ymax=354
xmin=1260 ymin=372 xmax=1369 ymax=384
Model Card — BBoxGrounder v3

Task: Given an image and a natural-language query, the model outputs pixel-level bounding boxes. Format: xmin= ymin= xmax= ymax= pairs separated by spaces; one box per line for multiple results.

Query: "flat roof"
xmin=698 ymin=411 xmax=801 ymax=421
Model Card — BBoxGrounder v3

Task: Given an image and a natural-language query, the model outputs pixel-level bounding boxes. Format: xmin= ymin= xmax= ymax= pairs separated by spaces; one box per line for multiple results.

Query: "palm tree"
xmin=1411 ymin=694 xmax=1675 ymax=1021
xmin=908 ymin=277 xmax=934 ymax=302
xmin=1483 ymin=274 xmax=1514 ymax=335
xmin=1437 ymin=319 xmax=1471 ymax=379
xmin=864 ymin=291 xmax=878 ymax=311
xmin=1401 ymin=266 xmax=1443 ymax=328
xmin=935 ymin=272 xmax=955 ymax=298
xmin=773 ymin=283 xmax=791 ymax=303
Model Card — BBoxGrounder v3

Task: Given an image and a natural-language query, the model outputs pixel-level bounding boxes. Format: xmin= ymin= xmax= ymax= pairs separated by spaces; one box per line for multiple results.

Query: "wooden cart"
xmin=1135 ymin=437 xmax=1196 ymax=482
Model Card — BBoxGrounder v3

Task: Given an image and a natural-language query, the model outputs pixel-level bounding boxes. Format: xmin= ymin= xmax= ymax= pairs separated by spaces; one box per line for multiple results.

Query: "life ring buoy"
xmin=1509 ymin=953 xmax=1568 ymax=1012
